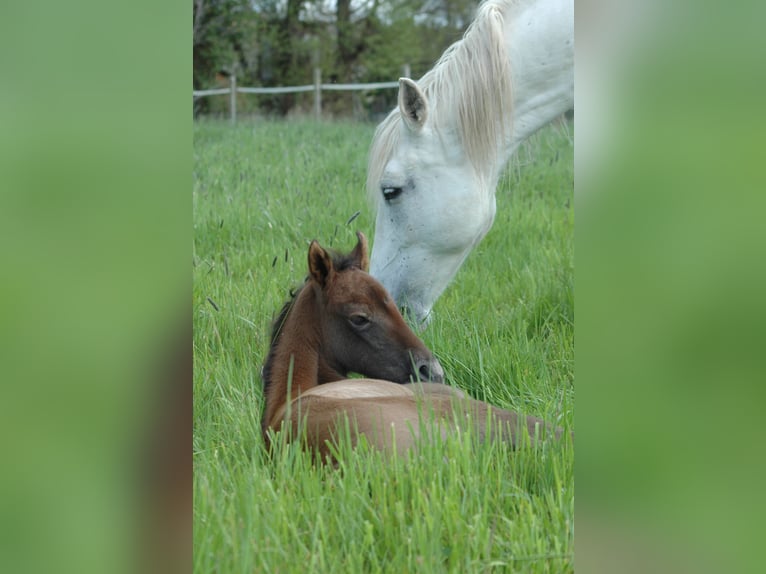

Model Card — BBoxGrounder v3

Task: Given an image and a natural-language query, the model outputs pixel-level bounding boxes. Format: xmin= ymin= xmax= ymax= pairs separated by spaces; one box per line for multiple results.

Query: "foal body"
xmin=261 ymin=233 xmax=562 ymax=459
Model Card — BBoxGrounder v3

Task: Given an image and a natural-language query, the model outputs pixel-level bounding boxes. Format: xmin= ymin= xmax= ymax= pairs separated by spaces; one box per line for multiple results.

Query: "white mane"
xmin=367 ymin=0 xmax=514 ymax=203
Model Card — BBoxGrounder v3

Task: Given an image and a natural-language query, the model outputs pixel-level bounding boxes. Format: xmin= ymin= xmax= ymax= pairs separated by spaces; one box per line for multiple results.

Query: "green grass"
xmin=193 ymin=118 xmax=574 ymax=573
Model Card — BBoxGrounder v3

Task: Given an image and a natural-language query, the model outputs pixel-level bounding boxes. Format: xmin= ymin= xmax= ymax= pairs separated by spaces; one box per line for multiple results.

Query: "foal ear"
xmin=350 ymin=231 xmax=369 ymax=272
xmin=308 ymin=240 xmax=333 ymax=287
xmin=398 ymin=78 xmax=428 ymax=131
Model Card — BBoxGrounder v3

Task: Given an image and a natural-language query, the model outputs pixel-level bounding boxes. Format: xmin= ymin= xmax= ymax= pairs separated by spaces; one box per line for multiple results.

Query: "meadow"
xmin=193 ymin=118 xmax=574 ymax=573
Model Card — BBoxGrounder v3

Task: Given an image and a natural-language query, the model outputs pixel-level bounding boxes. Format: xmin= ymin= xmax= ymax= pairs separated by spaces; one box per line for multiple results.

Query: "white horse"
xmin=367 ymin=0 xmax=573 ymax=324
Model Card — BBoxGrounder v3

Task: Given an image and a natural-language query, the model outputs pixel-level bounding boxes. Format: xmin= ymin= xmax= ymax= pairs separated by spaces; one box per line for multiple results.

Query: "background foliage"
xmin=193 ymin=0 xmax=481 ymax=118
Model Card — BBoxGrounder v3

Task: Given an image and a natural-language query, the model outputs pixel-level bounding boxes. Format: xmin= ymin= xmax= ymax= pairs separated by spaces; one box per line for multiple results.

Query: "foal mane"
xmin=366 ymin=0 xmax=514 ymax=204
xmin=261 ymin=247 xmax=365 ymax=397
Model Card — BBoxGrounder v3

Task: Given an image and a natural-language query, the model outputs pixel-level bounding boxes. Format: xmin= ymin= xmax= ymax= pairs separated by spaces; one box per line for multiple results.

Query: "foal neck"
xmin=262 ymin=284 xmax=343 ymax=429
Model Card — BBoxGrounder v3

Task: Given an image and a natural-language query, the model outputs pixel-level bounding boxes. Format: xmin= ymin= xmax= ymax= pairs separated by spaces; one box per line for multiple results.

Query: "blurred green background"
xmin=0 ymin=2 xmax=189 ymax=574
xmin=576 ymin=1 xmax=766 ymax=572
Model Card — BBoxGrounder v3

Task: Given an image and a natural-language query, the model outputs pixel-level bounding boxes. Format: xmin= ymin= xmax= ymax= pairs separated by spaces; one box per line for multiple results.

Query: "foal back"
xmin=274 ymin=380 xmax=562 ymax=460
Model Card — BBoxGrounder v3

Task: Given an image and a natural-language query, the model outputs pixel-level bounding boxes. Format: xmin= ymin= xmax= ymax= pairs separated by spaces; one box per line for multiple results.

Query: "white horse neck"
xmin=503 ymin=0 xmax=573 ymax=162
xmin=421 ymin=0 xmax=574 ymax=188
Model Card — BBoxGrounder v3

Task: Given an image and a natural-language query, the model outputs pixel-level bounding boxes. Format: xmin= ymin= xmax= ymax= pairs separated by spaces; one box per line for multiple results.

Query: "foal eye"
xmin=381 ymin=187 xmax=403 ymax=201
xmin=348 ymin=314 xmax=370 ymax=327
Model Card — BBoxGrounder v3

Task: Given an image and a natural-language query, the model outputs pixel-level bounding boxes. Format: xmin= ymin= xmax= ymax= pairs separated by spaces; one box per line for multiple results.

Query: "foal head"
xmin=307 ymin=231 xmax=443 ymax=385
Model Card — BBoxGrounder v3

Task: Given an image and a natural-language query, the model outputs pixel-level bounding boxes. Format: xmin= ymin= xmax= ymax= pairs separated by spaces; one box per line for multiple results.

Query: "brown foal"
xmin=261 ymin=232 xmax=565 ymax=460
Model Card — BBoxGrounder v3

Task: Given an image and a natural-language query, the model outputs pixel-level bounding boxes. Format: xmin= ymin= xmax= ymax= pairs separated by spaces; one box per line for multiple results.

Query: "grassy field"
xmin=193 ymin=119 xmax=574 ymax=573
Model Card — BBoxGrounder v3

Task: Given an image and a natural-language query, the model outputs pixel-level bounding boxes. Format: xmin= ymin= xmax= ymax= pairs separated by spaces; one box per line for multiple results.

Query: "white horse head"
xmin=367 ymin=0 xmax=573 ymax=324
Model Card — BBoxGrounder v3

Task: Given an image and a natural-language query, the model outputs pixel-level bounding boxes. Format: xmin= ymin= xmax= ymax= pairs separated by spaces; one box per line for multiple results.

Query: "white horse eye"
xmin=382 ymin=187 xmax=403 ymax=201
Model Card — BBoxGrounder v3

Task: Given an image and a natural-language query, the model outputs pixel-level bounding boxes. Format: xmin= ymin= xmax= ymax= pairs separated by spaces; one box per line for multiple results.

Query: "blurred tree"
xmin=193 ymin=0 xmax=258 ymax=116
xmin=353 ymin=0 xmax=477 ymax=117
xmin=192 ymin=0 xmax=481 ymax=118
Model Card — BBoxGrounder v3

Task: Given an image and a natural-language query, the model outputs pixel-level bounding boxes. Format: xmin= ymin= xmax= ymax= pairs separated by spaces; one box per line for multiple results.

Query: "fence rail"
xmin=234 ymin=85 xmax=315 ymax=94
xmin=193 ymin=66 xmax=408 ymax=122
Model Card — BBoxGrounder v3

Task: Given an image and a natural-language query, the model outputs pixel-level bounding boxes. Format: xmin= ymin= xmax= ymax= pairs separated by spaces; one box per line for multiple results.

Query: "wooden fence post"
xmin=229 ymin=74 xmax=237 ymax=124
xmin=402 ymin=63 xmax=411 ymax=79
xmin=313 ymin=67 xmax=322 ymax=120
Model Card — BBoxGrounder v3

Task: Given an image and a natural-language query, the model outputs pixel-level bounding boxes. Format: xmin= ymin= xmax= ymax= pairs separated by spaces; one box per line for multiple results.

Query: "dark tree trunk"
xmin=270 ymin=0 xmax=304 ymax=115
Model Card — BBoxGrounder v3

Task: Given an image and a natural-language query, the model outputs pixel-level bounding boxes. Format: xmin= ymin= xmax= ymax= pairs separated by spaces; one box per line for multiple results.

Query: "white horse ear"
xmin=398 ymin=78 xmax=428 ymax=131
